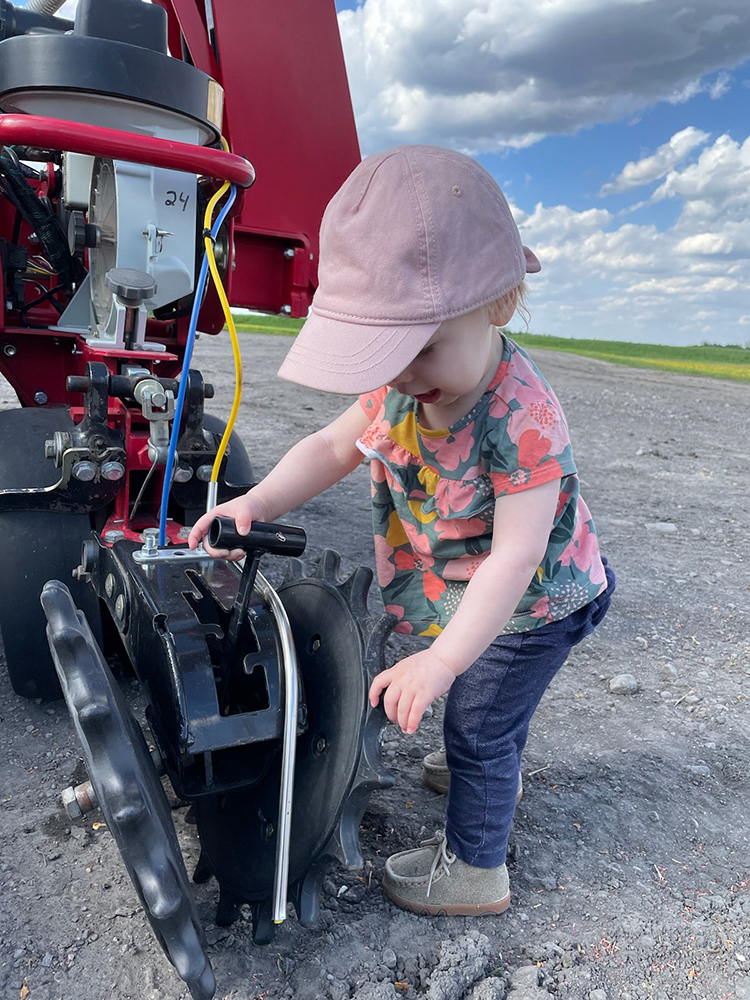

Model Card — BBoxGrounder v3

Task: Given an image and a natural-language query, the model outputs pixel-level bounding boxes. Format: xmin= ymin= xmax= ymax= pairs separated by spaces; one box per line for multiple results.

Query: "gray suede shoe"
xmin=382 ymin=830 xmax=511 ymax=916
xmin=423 ymin=748 xmax=524 ymax=803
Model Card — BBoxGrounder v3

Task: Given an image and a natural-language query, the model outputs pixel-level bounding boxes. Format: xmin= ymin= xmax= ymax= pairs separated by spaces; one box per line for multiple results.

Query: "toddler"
xmin=189 ymin=145 xmax=615 ymax=917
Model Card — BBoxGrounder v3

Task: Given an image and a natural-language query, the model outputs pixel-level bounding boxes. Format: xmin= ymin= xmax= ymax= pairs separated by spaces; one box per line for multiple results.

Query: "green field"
xmin=231 ymin=313 xmax=750 ymax=383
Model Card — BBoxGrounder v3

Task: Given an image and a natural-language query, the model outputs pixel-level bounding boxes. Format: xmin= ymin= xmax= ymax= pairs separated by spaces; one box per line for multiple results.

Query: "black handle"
xmin=208 ymin=516 xmax=306 ymax=557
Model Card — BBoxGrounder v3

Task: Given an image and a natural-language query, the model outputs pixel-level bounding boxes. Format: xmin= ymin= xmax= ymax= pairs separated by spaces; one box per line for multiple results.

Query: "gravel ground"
xmin=1 ymin=333 xmax=749 ymax=1000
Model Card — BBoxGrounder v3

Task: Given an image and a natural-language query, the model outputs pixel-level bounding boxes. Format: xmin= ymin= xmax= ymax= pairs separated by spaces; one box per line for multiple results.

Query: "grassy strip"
xmin=509 ymin=334 xmax=749 ymax=382
xmin=233 ymin=314 xmax=305 ymax=336
xmin=231 ymin=314 xmax=750 ymax=383
xmin=509 ymin=332 xmax=750 ymax=366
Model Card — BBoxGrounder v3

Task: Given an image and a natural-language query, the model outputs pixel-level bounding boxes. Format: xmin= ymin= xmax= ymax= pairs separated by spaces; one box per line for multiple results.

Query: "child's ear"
xmin=488 ymin=288 xmax=519 ymax=327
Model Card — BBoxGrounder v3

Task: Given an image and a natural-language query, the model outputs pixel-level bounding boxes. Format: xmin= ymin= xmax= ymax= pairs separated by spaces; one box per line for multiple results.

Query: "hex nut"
xmin=174 ymin=465 xmax=193 ymax=483
xmin=61 ymin=786 xmax=82 ymax=820
xmin=72 ymin=461 xmax=97 ymax=482
xmin=101 ymin=461 xmax=125 ymax=481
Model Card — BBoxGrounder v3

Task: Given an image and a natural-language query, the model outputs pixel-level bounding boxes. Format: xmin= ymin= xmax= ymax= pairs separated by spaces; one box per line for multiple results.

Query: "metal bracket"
xmin=132 ymin=543 xmax=215 ymax=565
xmin=0 ymin=444 xmax=125 ymax=512
xmin=0 ymin=361 xmax=125 ymax=513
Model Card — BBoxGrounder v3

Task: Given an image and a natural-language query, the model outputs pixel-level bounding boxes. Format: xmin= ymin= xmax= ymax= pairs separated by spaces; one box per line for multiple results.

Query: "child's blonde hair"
xmin=488 ymin=281 xmax=529 ymax=329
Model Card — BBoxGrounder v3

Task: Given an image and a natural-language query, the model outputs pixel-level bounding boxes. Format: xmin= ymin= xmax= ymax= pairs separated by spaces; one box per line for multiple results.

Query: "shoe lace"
xmin=422 ymin=829 xmax=457 ymax=898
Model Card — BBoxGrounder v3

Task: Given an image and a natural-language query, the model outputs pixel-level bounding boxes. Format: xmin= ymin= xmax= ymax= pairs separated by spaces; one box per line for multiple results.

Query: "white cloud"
xmin=339 ymin=0 xmax=750 ymax=153
xmin=709 ymin=71 xmax=732 ymax=99
xmin=599 ymin=127 xmax=710 ymax=195
xmin=512 ymin=131 xmax=750 ymax=344
xmin=651 ymin=133 xmax=750 ymax=222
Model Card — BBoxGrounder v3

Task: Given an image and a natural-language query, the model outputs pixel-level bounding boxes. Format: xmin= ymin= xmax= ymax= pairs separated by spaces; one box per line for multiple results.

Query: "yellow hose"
xmin=203 ymin=138 xmax=243 ymax=486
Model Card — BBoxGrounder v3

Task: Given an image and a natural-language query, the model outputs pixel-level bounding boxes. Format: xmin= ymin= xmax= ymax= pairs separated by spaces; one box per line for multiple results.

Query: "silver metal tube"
xmin=205 ymin=480 xmax=218 ymax=513
xmin=25 ymin=0 xmax=66 ymax=14
xmin=256 ymin=570 xmax=298 ymax=924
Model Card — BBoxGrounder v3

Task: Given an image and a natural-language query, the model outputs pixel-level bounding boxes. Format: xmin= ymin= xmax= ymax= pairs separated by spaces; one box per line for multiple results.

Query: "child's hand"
xmin=368 ymin=650 xmax=457 ymax=734
xmin=187 ymin=493 xmax=265 ymax=559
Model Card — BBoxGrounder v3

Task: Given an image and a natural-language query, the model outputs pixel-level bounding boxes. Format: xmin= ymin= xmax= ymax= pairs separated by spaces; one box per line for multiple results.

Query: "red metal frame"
xmin=160 ymin=0 xmax=361 ymax=316
xmin=0 ymin=0 xmax=361 ymax=539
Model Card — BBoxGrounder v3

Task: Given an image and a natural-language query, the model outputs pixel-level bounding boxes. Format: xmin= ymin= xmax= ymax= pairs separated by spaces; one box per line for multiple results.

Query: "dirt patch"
xmin=1 ymin=334 xmax=749 ymax=1000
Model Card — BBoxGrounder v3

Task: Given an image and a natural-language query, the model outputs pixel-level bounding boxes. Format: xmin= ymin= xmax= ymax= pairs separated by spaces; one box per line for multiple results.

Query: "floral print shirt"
xmin=356 ymin=335 xmax=607 ymax=636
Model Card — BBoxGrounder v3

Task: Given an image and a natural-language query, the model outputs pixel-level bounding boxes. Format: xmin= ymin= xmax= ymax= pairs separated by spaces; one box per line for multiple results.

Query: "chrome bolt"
xmin=61 ymin=780 xmax=98 ymax=820
xmin=104 ymin=529 xmax=125 ymax=543
xmin=283 ymin=248 xmax=295 ymax=259
xmin=281 ymin=304 xmax=292 ymax=315
xmin=264 ymin=823 xmax=275 ymax=840
xmin=45 ymin=431 xmax=71 ymax=467
xmin=34 ymin=391 xmax=48 ymax=405
xmin=173 ymin=465 xmax=193 ymax=483
xmin=3 ymin=343 xmax=17 ymax=356
xmin=196 ymin=465 xmax=213 ymax=482
xmin=315 ymin=736 xmax=326 ymax=754
xmin=101 ymin=461 xmax=125 ymax=481
xmin=312 ymin=638 xmax=321 ymax=652
xmin=72 ymin=461 xmax=97 ymax=482
xmin=104 ymin=574 xmax=115 ymax=598
xmin=115 ymin=594 xmax=126 ymax=620
xmin=141 ymin=528 xmax=160 ymax=556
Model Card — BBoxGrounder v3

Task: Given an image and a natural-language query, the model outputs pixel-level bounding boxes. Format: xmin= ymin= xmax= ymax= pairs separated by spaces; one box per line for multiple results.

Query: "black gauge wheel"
xmin=40 ymin=580 xmax=216 ymax=1000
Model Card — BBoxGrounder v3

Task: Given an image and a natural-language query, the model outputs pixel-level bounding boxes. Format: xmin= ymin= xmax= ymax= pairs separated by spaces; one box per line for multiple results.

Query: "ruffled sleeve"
xmin=357 ymin=385 xmax=392 ymax=457
xmin=480 ymin=388 xmax=577 ymax=497
xmin=359 ymin=386 xmax=388 ymax=417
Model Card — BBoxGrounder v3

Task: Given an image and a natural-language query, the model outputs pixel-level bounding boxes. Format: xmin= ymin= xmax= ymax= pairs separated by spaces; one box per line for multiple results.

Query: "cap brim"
xmin=523 ymin=246 xmax=541 ymax=273
xmin=277 ymin=309 xmax=440 ymax=394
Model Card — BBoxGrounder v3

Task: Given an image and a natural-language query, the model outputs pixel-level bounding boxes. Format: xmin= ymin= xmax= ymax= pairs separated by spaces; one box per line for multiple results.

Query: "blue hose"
xmin=158 ymin=185 xmax=237 ymax=545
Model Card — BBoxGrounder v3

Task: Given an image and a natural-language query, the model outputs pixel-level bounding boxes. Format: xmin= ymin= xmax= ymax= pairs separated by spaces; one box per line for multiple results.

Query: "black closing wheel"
xmin=193 ymin=551 xmax=395 ymax=942
xmin=40 ymin=580 xmax=216 ymax=1000
xmin=0 ymin=407 xmax=103 ymax=700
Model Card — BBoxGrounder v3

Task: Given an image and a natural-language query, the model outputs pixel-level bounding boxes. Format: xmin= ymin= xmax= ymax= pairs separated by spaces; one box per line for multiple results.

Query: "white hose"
xmin=25 ymin=0 xmax=67 ymax=15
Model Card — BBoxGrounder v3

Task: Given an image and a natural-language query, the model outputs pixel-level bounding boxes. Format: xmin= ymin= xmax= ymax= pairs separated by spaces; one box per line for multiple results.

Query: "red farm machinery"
xmin=0 ymin=3 xmax=394 ymax=996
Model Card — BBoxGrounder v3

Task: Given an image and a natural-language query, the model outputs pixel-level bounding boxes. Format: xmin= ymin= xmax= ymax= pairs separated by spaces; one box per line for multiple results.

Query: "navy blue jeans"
xmin=443 ymin=557 xmax=616 ymax=868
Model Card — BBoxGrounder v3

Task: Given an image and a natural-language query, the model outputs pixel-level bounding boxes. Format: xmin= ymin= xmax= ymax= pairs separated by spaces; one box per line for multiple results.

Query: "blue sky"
xmin=334 ymin=1 xmax=750 ymax=346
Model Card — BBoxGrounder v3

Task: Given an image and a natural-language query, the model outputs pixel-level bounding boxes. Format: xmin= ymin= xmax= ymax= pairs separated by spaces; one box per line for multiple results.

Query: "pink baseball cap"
xmin=278 ymin=145 xmax=540 ymax=394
